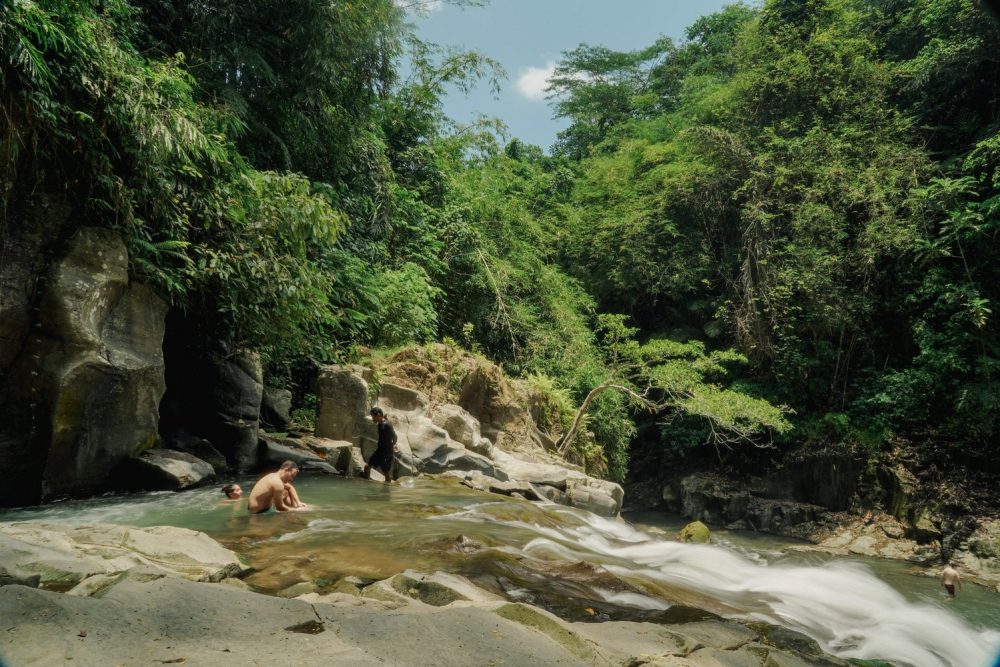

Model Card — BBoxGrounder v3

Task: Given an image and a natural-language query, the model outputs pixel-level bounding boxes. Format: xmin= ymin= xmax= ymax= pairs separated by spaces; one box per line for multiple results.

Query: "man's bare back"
xmin=248 ymin=462 xmax=305 ymax=513
xmin=940 ymin=563 xmax=961 ymax=597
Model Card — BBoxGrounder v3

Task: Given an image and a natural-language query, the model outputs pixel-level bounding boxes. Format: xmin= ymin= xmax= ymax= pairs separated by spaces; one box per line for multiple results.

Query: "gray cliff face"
xmin=0 ymin=195 xmax=73 ymax=376
xmin=0 ymin=227 xmax=167 ymax=505
xmin=316 ymin=365 xmax=372 ymax=444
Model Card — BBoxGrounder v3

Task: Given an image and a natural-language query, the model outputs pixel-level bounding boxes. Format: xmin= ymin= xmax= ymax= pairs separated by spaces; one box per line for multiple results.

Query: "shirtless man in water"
xmin=940 ymin=562 xmax=962 ymax=598
xmin=247 ymin=461 xmax=307 ymax=513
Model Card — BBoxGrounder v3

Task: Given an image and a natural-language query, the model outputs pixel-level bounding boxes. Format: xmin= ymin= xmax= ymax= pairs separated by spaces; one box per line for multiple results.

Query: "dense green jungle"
xmin=3 ymin=0 xmax=999 ymax=498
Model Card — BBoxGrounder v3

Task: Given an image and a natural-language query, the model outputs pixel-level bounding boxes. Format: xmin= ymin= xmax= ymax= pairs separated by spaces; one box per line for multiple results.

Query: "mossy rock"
xmin=678 ymin=520 xmax=711 ymax=543
xmin=391 ymin=575 xmax=469 ymax=607
xmin=494 ymin=603 xmax=597 ymax=662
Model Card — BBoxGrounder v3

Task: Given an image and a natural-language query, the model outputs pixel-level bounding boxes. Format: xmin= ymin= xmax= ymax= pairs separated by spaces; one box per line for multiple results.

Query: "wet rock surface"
xmin=0 ymin=525 xmax=850 ymax=667
xmin=116 ymin=448 xmax=216 ymax=491
xmin=313 ymin=359 xmax=624 ymax=516
xmin=663 ymin=473 xmax=834 ymax=540
xmin=651 ymin=466 xmax=1000 ymax=590
xmin=0 ymin=523 xmax=246 ymax=587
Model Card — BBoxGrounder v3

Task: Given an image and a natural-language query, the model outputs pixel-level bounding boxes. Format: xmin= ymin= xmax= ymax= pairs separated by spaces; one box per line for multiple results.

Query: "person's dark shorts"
xmin=368 ymin=450 xmax=393 ymax=474
xmin=945 ymin=583 xmax=955 ymax=596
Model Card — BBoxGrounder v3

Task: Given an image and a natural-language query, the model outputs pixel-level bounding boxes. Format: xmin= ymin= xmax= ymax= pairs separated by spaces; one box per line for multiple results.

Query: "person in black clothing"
xmin=364 ymin=406 xmax=398 ymax=483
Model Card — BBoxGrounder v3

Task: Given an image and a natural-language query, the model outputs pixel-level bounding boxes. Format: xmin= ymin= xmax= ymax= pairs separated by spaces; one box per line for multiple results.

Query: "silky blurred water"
xmin=2 ymin=475 xmax=999 ymax=667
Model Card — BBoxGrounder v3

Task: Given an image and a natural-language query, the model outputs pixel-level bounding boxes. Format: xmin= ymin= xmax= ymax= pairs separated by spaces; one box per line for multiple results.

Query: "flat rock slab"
xmin=0 ymin=572 xmax=376 ymax=667
xmin=123 ymin=448 xmax=216 ymax=490
xmin=258 ymin=436 xmax=327 ymax=467
xmin=0 ymin=552 xmax=852 ymax=667
xmin=315 ymin=601 xmax=605 ymax=666
xmin=0 ymin=571 xmax=604 ymax=666
xmin=0 ymin=523 xmax=245 ymax=587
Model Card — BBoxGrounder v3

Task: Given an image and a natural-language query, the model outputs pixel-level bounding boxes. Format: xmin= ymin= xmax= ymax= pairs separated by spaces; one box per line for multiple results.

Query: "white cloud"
xmin=516 ymin=61 xmax=556 ymax=101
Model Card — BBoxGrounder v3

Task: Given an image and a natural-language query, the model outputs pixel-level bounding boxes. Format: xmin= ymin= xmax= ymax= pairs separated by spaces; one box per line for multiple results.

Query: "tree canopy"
xmin=4 ymin=0 xmax=999 ymax=480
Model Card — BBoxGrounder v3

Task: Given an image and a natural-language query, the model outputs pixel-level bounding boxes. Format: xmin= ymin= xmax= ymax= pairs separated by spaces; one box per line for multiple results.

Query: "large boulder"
xmin=163 ymin=431 xmax=228 ymax=472
xmin=679 ymin=521 xmax=712 ymax=544
xmin=379 ymin=382 xmax=431 ymax=417
xmin=664 ymin=473 xmax=828 ymax=538
xmin=286 ymin=435 xmax=363 ymax=476
xmin=879 ymin=464 xmax=919 ymax=521
xmin=0 ymin=227 xmax=167 ymax=505
xmin=0 ymin=522 xmax=245 ymax=586
xmin=386 ymin=411 xmax=498 ymax=478
xmin=432 ymin=403 xmax=481 ymax=448
xmin=211 ymin=349 xmax=264 ymax=470
xmin=260 ymin=387 xmax=293 ymax=428
xmin=375 ymin=345 xmax=544 ymax=456
xmin=159 ymin=327 xmax=264 ymax=472
xmin=771 ymin=453 xmax=862 ymax=511
xmin=565 ymin=478 xmax=624 ymax=517
xmin=910 ymin=511 xmax=943 ymax=544
xmin=969 ymin=519 xmax=1000 ymax=560
xmin=316 ymin=365 xmax=370 ymax=444
xmin=745 ymin=497 xmax=825 ymax=535
xmin=490 ymin=449 xmax=572 ymax=488
xmin=674 ymin=473 xmax=751 ymax=525
xmin=957 ymin=519 xmax=1000 ymax=588
xmin=257 ymin=434 xmax=327 ymax=468
xmin=116 ymin=449 xmax=215 ymax=491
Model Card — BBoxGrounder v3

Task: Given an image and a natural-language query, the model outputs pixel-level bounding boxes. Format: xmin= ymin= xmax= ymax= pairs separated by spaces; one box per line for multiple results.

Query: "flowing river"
xmin=3 ymin=475 xmax=999 ymax=667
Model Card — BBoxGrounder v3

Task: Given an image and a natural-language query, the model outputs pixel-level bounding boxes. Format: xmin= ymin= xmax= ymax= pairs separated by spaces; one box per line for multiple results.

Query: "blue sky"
xmin=407 ymin=0 xmax=738 ymax=151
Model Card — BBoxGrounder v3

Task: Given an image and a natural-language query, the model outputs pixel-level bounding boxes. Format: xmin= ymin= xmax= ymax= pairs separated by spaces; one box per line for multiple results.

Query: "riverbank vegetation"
xmin=3 ymin=0 xmax=998 ymax=482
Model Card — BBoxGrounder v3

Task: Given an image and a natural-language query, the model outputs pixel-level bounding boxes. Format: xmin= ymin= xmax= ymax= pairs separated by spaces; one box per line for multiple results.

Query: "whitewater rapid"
xmin=494 ymin=507 xmax=1000 ymax=667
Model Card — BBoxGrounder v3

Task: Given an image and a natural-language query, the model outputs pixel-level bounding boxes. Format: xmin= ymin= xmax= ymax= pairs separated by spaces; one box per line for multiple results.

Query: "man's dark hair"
xmin=222 ymin=484 xmax=238 ymax=498
xmin=370 ymin=406 xmax=384 ymax=417
xmin=279 ymin=460 xmax=299 ymax=472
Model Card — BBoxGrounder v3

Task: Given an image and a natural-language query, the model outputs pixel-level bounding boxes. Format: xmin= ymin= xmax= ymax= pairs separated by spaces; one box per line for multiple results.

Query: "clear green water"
xmin=2 ymin=475 xmax=999 ymax=667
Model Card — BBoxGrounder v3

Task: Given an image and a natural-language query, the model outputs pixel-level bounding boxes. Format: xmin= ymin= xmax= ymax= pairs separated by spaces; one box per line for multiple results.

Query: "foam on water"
xmin=593 ymin=588 xmax=671 ymax=611
xmin=275 ymin=517 xmax=355 ymax=541
xmin=505 ymin=509 xmax=998 ymax=667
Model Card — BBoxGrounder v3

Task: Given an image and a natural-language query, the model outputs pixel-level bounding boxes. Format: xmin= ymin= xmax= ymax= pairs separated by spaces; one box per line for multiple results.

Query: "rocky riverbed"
xmin=645 ymin=470 xmax=1000 ymax=593
xmin=0 ymin=521 xmax=855 ymax=667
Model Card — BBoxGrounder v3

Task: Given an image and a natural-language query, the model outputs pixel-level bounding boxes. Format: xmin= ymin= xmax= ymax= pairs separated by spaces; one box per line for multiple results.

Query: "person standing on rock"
xmin=940 ymin=562 xmax=962 ymax=598
xmin=364 ymin=407 xmax=398 ymax=484
xmin=248 ymin=461 xmax=307 ymax=512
